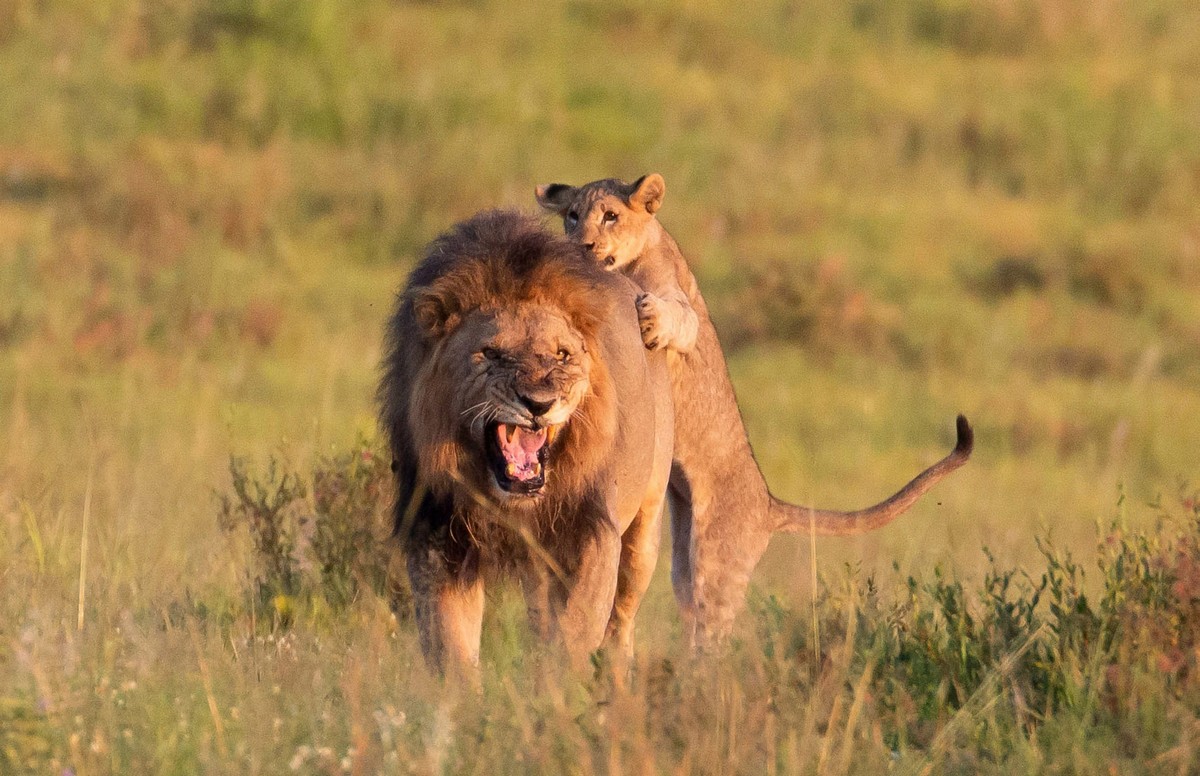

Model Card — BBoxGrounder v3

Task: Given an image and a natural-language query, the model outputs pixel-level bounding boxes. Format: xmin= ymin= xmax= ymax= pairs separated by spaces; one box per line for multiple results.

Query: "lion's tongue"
xmin=497 ymin=424 xmax=546 ymax=481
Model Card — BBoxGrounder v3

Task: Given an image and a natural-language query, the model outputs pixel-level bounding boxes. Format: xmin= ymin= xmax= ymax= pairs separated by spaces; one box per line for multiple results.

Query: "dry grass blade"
xmin=76 ymin=463 xmax=93 ymax=633
xmin=832 ymin=660 xmax=876 ymax=774
xmin=809 ymin=510 xmax=820 ymax=673
xmin=187 ymin=618 xmax=230 ymax=760
xmin=20 ymin=501 xmax=44 ymax=574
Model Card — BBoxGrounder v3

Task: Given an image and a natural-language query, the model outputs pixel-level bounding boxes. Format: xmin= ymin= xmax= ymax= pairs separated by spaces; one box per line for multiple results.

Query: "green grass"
xmin=2 ymin=0 xmax=1199 ymax=771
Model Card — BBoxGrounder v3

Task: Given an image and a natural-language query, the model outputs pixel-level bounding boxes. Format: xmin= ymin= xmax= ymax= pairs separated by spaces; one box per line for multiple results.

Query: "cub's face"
xmin=536 ymin=174 xmax=666 ymax=271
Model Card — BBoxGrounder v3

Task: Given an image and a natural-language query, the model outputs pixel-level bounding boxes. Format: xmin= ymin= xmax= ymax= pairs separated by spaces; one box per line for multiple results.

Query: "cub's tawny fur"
xmin=379 ymin=210 xmax=673 ymax=674
xmin=538 ymin=176 xmax=973 ymax=646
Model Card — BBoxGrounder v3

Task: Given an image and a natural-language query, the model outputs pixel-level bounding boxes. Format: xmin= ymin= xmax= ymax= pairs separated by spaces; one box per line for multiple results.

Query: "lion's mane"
xmin=378 ymin=211 xmax=623 ymax=569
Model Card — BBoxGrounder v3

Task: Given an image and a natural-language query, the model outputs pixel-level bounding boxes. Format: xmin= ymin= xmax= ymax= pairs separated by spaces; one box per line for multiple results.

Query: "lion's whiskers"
xmin=467 ymin=403 xmax=495 ymax=435
xmin=568 ymin=409 xmax=597 ymax=437
xmin=460 ymin=401 xmax=488 ymax=418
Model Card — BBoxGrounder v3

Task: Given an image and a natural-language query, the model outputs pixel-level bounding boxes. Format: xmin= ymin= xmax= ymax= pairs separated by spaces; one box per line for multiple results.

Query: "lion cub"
xmin=537 ymin=174 xmax=973 ymax=647
xmin=537 ymin=174 xmax=698 ymax=355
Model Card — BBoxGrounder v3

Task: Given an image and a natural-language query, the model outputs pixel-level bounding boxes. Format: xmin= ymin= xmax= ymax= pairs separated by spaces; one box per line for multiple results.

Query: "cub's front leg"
xmin=636 ymin=291 xmax=699 ymax=354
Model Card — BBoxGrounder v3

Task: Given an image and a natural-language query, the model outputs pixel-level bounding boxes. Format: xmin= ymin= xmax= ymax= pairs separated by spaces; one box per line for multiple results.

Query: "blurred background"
xmin=2 ymin=0 xmax=1199 ymax=611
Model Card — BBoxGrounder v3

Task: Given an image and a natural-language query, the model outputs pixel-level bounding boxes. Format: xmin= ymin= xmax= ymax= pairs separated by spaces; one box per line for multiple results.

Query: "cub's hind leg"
xmin=688 ymin=488 xmax=774 ymax=650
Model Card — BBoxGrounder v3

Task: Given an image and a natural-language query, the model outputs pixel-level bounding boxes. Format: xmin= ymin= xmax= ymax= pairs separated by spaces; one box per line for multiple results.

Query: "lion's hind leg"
xmin=687 ymin=482 xmax=774 ymax=650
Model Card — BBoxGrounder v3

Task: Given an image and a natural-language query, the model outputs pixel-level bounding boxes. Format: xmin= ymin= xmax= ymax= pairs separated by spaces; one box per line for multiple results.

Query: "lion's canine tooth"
xmin=505 ymin=462 xmax=518 ymax=478
xmin=546 ymin=425 xmax=559 ymax=444
xmin=505 ymin=425 xmax=517 ymax=444
xmin=532 ymin=462 xmax=542 ymax=476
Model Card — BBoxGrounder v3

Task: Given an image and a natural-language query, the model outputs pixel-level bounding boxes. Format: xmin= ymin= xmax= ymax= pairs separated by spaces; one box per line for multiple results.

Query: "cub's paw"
xmin=636 ymin=292 xmax=671 ymax=351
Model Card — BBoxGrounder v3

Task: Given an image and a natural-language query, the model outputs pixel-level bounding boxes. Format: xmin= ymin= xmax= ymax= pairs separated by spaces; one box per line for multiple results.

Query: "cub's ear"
xmin=629 ymin=173 xmax=666 ymax=214
xmin=535 ymin=183 xmax=576 ymax=214
xmin=410 ymin=286 xmax=461 ymax=340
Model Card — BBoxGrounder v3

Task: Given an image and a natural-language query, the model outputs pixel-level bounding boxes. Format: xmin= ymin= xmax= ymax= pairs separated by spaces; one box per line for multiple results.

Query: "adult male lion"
xmin=378 ymin=210 xmax=673 ymax=674
xmin=537 ymin=175 xmax=974 ymax=647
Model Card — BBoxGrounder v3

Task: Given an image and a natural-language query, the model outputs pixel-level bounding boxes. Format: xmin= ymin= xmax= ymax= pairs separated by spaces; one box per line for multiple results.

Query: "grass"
xmin=1 ymin=0 xmax=1199 ymax=771
xmin=8 ymin=454 xmax=1200 ymax=773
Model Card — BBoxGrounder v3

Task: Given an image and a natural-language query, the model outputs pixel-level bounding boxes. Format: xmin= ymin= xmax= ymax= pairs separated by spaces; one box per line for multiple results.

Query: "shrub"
xmin=217 ymin=440 xmax=403 ymax=626
xmin=310 ymin=443 xmax=394 ymax=609
xmin=847 ymin=485 xmax=1200 ymax=756
xmin=218 ymin=456 xmax=306 ymax=615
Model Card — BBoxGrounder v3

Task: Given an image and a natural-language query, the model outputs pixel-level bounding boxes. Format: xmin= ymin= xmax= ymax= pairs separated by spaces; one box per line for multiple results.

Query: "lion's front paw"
xmin=636 ymin=292 xmax=671 ymax=351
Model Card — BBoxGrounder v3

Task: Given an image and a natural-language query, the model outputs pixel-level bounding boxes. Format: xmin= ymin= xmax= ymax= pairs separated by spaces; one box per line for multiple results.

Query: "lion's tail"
xmin=769 ymin=415 xmax=974 ymax=536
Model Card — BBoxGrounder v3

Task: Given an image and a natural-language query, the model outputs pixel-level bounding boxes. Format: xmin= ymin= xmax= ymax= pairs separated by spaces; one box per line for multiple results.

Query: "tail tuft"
xmin=954 ymin=414 xmax=974 ymax=457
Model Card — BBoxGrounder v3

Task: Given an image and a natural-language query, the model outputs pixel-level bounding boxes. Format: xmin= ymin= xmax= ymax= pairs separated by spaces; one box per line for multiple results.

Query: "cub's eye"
xmin=602 ymin=210 xmax=618 ymax=224
xmin=565 ymin=211 xmax=579 ymax=225
xmin=481 ymin=347 xmax=501 ymax=361
xmin=556 ymin=348 xmax=572 ymax=363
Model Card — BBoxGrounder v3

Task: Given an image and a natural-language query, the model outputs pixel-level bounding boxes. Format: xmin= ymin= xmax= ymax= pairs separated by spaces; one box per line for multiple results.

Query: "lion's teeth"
xmin=505 ymin=425 xmax=517 ymax=444
xmin=532 ymin=462 xmax=542 ymax=476
xmin=505 ymin=462 xmax=518 ymax=478
xmin=546 ymin=425 xmax=559 ymax=444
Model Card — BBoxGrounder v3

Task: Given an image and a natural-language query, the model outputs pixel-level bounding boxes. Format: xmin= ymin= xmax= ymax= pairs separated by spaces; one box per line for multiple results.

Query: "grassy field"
xmin=2 ymin=0 xmax=1199 ymax=772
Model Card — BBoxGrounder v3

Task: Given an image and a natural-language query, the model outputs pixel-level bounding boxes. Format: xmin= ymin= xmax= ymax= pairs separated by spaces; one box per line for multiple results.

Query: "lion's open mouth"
xmin=485 ymin=422 xmax=562 ymax=495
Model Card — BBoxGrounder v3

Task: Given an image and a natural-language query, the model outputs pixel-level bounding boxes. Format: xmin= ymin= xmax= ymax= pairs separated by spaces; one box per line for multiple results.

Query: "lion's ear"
xmin=411 ymin=287 xmax=461 ymax=340
xmin=629 ymin=173 xmax=665 ymax=214
xmin=535 ymin=183 xmax=577 ymax=214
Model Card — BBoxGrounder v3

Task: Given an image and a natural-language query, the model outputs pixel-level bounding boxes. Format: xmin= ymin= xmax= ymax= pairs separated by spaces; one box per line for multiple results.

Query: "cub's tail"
xmin=770 ymin=415 xmax=973 ymax=535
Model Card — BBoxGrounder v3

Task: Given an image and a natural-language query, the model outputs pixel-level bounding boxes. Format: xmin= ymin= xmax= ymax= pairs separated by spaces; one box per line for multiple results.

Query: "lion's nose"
xmin=518 ymin=394 xmax=556 ymax=417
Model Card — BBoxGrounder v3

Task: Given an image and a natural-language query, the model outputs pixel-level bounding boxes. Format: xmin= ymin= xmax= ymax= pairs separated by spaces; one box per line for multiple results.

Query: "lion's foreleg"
xmin=407 ymin=546 xmax=484 ymax=680
xmin=605 ymin=500 xmax=663 ymax=660
xmin=556 ymin=515 xmax=623 ymax=670
xmin=521 ymin=560 xmax=554 ymax=643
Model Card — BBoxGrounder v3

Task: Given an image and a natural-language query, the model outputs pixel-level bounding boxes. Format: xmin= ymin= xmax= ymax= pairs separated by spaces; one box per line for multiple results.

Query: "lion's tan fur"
xmin=379 ymin=210 xmax=673 ymax=673
xmin=538 ymin=176 xmax=973 ymax=647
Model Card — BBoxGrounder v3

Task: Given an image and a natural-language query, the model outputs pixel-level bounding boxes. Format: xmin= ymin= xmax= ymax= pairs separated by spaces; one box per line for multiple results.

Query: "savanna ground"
xmin=2 ymin=1 xmax=1200 ymax=773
